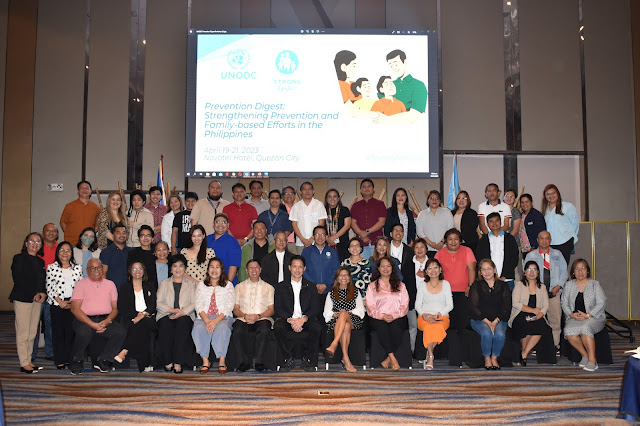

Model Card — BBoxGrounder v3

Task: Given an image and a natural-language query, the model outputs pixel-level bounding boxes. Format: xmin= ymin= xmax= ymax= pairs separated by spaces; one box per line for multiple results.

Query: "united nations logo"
xmin=276 ymin=50 xmax=299 ymax=74
xmin=227 ymin=49 xmax=249 ymax=70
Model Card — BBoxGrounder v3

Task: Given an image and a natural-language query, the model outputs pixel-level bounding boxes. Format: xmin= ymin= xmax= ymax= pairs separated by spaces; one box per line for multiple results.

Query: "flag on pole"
xmin=447 ymin=152 xmax=460 ymax=210
xmin=157 ymin=155 xmax=167 ymax=205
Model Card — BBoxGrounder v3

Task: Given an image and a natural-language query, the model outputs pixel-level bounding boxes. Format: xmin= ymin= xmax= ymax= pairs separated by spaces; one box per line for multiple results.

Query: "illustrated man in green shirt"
xmin=375 ymin=49 xmax=428 ymax=123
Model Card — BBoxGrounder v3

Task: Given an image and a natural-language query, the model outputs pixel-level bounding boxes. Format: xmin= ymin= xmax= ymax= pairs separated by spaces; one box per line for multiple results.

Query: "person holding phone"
xmin=415 ymin=258 xmax=453 ymax=370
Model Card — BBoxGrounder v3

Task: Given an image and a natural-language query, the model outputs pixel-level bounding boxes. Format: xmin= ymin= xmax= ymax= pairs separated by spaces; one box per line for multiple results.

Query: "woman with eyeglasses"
xmin=450 ymin=190 xmax=479 ymax=253
xmin=416 ymin=190 xmax=454 ymax=258
xmin=46 ymin=241 xmax=83 ymax=369
xmin=469 ymin=259 xmax=511 ymax=370
xmin=10 ymin=232 xmax=47 ymax=373
xmin=562 ymin=259 xmax=606 ymax=372
xmin=415 ymin=258 xmax=453 ymax=370
xmin=508 ymin=261 xmax=552 ymax=366
xmin=115 ymin=261 xmax=157 ymax=372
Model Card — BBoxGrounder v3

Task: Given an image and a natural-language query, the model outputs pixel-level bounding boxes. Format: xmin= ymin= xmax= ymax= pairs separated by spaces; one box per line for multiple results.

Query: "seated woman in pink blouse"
xmin=365 ymin=256 xmax=409 ymax=370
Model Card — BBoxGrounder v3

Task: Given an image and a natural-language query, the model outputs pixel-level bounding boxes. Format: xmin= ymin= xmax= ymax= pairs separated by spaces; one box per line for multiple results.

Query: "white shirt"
xmin=134 ymin=288 xmax=147 ymax=313
xmin=488 ymin=231 xmax=505 ymax=277
xmin=390 ymin=241 xmax=403 ymax=261
xmin=275 ymin=250 xmax=285 ymax=283
xmin=161 ymin=211 xmax=176 ymax=245
xmin=289 ymin=198 xmax=328 ymax=246
xmin=291 ymin=279 xmax=303 ymax=318
xmin=477 ymin=200 xmax=512 ymax=232
xmin=413 ymin=255 xmax=428 ymax=288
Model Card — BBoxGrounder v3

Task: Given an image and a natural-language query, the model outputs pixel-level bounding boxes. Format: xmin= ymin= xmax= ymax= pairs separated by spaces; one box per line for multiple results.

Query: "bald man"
xmin=70 ymin=258 xmax=125 ymax=375
xmin=524 ymin=231 xmax=568 ymax=348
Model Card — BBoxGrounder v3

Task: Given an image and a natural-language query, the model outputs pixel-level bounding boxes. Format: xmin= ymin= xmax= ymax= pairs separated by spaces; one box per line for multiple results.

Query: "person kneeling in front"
xmin=273 ymin=255 xmax=321 ymax=372
xmin=70 ymin=258 xmax=126 ymax=374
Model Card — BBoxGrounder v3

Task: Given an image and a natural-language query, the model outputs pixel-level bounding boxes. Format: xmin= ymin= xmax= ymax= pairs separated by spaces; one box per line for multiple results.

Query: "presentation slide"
xmin=186 ymin=29 xmax=439 ymax=178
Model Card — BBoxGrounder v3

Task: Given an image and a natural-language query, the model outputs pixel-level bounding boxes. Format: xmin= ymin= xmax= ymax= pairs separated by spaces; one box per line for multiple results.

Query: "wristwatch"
xmin=258 ymin=314 xmax=262 ymax=319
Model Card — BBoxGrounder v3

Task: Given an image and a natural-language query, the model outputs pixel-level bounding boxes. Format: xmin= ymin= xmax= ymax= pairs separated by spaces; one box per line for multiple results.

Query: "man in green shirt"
xmin=376 ymin=49 xmax=428 ymax=123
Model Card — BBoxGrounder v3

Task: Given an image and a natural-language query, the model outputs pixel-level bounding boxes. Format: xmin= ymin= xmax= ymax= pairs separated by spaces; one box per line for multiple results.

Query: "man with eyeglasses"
xmin=127 ymin=225 xmax=158 ymax=285
xmin=280 ymin=186 xmax=298 ymax=253
xmin=232 ymin=259 xmax=275 ymax=372
xmin=477 ymin=183 xmax=511 ymax=235
xmin=260 ymin=232 xmax=293 ymax=287
xmin=301 ymin=226 xmax=340 ymax=295
xmin=206 ymin=213 xmax=241 ymax=285
xmin=100 ymin=224 xmax=132 ymax=289
xmin=524 ymin=230 xmax=568 ymax=349
xmin=70 ymin=258 xmax=126 ymax=374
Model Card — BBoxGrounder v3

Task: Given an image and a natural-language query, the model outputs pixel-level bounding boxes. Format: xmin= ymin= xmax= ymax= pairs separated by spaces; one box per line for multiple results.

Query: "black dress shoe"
xmin=302 ymin=358 xmax=316 ymax=372
xmin=70 ymin=361 xmax=83 ymax=375
xmin=20 ymin=367 xmax=38 ymax=374
xmin=280 ymin=358 xmax=294 ymax=372
xmin=491 ymin=365 xmax=501 ymax=370
xmin=237 ymin=362 xmax=250 ymax=372
xmin=255 ymin=363 xmax=265 ymax=372
xmin=484 ymin=366 xmax=492 ymax=370
xmin=521 ymin=357 xmax=527 ymax=367
xmin=94 ymin=358 xmax=112 ymax=373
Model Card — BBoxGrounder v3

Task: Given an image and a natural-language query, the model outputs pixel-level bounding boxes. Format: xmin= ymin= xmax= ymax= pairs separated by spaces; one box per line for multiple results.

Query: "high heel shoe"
xmin=425 ymin=355 xmax=434 ymax=370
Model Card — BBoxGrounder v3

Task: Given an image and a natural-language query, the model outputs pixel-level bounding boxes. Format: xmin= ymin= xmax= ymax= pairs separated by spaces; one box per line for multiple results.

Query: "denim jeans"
xmin=470 ymin=319 xmax=507 ymax=357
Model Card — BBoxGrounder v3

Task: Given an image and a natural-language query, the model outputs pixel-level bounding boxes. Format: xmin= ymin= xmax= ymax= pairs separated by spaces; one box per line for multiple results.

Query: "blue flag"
xmin=447 ymin=153 xmax=460 ymax=210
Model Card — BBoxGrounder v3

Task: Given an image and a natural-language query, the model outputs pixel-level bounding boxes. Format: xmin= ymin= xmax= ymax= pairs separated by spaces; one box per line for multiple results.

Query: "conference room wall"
xmin=0 ymin=0 xmax=7 ymax=212
xmin=31 ymin=0 xmax=86 ymax=242
xmin=519 ymin=0 xmax=583 ymax=152
xmin=441 ymin=0 xmax=506 ymax=151
xmin=583 ymin=0 xmax=637 ymax=222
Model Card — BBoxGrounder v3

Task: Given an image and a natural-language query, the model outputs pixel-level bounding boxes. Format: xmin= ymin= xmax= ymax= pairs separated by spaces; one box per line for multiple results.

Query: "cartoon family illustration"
xmin=334 ymin=49 xmax=428 ymax=123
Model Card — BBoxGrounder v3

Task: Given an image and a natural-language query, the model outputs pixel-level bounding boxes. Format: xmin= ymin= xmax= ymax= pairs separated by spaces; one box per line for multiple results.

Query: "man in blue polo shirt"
xmin=257 ymin=189 xmax=293 ymax=243
xmin=99 ymin=224 xmax=131 ymax=289
xmin=206 ymin=213 xmax=241 ymax=285
xmin=301 ymin=226 xmax=340 ymax=295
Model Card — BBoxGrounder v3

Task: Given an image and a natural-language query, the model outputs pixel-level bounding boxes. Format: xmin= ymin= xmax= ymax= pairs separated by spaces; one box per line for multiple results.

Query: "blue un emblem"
xmin=227 ymin=49 xmax=250 ymax=70
xmin=276 ymin=50 xmax=299 ymax=74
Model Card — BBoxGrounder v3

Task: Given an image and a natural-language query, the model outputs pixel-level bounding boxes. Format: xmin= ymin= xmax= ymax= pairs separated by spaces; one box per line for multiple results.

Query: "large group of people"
xmin=9 ymin=178 xmax=607 ymax=375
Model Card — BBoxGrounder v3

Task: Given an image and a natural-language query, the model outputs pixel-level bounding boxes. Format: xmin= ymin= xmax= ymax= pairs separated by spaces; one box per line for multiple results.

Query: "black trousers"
xmin=50 ymin=305 xmax=74 ymax=365
xmin=232 ymin=319 xmax=271 ymax=365
xmin=122 ymin=316 xmax=156 ymax=370
xmin=273 ymin=318 xmax=321 ymax=360
xmin=369 ymin=316 xmax=407 ymax=355
xmin=157 ymin=315 xmax=193 ymax=365
xmin=449 ymin=292 xmax=470 ymax=331
xmin=552 ymin=238 xmax=574 ymax=266
xmin=71 ymin=315 xmax=126 ymax=363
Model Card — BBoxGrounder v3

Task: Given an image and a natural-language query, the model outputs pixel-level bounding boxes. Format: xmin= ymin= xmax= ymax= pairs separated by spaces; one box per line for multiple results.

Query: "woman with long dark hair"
xmin=508 ymin=261 xmax=552 ymax=365
xmin=324 ymin=188 xmax=352 ymax=261
xmin=192 ymin=257 xmax=235 ymax=374
xmin=365 ymin=256 xmax=409 ymax=370
xmin=384 ymin=187 xmax=416 ymax=245
xmin=180 ymin=224 xmax=215 ymax=282
xmin=541 ymin=184 xmax=579 ymax=265
xmin=46 ymin=241 xmax=83 ymax=369
xmin=341 ymin=238 xmax=373 ymax=300
xmin=517 ymin=193 xmax=546 ymax=256
xmin=324 ymin=267 xmax=365 ymax=372
xmin=10 ymin=232 xmax=47 ymax=373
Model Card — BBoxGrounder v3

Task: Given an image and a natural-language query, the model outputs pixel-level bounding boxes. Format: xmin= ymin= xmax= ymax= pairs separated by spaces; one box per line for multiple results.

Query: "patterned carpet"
xmin=0 ymin=314 xmax=636 ymax=425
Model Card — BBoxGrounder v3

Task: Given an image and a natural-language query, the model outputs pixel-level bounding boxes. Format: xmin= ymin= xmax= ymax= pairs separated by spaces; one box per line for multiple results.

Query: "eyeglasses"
xmin=275 ymin=238 xmax=287 ymax=242
xmin=214 ymin=221 xmax=228 ymax=224
xmin=132 ymin=267 xmax=144 ymax=271
xmin=87 ymin=266 xmax=103 ymax=271
xmin=314 ymin=233 xmax=326 ymax=237
xmin=58 ymin=248 xmax=72 ymax=253
xmin=457 ymin=197 xmax=468 ymax=201
xmin=27 ymin=240 xmax=42 ymax=244
xmin=574 ymin=266 xmax=588 ymax=271
xmin=139 ymin=234 xmax=152 ymax=238
xmin=283 ymin=192 xmax=295 ymax=196
xmin=525 ymin=268 xmax=538 ymax=272
xmin=428 ymin=197 xmax=440 ymax=201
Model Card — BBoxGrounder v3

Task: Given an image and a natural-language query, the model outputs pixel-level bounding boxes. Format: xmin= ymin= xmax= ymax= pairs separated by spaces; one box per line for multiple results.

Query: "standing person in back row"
xmin=350 ymin=179 xmax=387 ymax=259
xmin=477 ymin=183 xmax=511 ymax=236
xmin=247 ymin=180 xmax=270 ymax=215
xmin=145 ymin=186 xmax=168 ymax=244
xmin=223 ymin=183 xmax=258 ymax=247
xmin=541 ymin=184 xmax=579 ymax=266
xmin=190 ymin=180 xmax=230 ymax=237
xmin=416 ymin=190 xmax=454 ymax=259
xmin=60 ymin=181 xmax=101 ymax=246
xmin=289 ymin=182 xmax=327 ymax=255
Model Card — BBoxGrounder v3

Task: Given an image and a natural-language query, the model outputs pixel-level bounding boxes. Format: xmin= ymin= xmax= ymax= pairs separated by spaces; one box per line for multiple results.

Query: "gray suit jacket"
xmin=561 ymin=279 xmax=606 ymax=320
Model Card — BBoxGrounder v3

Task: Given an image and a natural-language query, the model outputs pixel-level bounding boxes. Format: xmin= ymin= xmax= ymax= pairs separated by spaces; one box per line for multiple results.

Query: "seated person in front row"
xmin=274 ymin=255 xmax=321 ymax=372
xmin=324 ymin=266 xmax=365 ymax=372
xmin=70 ymin=258 xmax=126 ymax=375
xmin=562 ymin=259 xmax=607 ymax=372
xmin=365 ymin=256 xmax=409 ymax=370
xmin=302 ymin=225 xmax=340 ymax=295
xmin=232 ymin=259 xmax=275 ymax=372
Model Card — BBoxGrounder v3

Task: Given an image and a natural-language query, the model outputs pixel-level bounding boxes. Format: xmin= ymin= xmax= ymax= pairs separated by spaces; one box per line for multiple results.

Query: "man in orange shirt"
xmin=60 ymin=181 xmax=100 ymax=246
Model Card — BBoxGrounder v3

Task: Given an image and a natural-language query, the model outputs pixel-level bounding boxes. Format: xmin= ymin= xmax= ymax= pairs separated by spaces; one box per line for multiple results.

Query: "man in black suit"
xmin=389 ymin=223 xmax=418 ymax=351
xmin=475 ymin=212 xmax=519 ymax=291
xmin=260 ymin=232 xmax=292 ymax=286
xmin=273 ymin=255 xmax=321 ymax=372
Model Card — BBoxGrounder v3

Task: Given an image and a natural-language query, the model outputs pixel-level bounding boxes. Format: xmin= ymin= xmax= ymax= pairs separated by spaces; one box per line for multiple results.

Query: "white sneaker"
xmin=583 ymin=361 xmax=598 ymax=372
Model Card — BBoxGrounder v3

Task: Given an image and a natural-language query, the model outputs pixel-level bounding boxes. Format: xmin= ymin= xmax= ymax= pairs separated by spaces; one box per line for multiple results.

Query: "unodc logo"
xmin=276 ymin=50 xmax=299 ymax=74
xmin=228 ymin=49 xmax=249 ymax=70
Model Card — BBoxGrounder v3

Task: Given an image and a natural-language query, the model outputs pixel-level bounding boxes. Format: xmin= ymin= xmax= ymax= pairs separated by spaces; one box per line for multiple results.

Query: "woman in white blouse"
xmin=161 ymin=194 xmax=184 ymax=248
xmin=192 ymin=257 xmax=235 ymax=374
xmin=46 ymin=241 xmax=83 ymax=369
xmin=415 ymin=258 xmax=453 ymax=370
